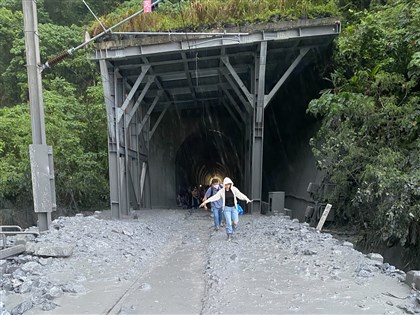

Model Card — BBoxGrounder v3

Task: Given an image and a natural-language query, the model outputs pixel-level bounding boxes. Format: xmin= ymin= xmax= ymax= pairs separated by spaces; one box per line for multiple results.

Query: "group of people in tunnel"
xmin=200 ymin=177 xmax=252 ymax=241
xmin=177 ymin=177 xmax=252 ymax=240
xmin=176 ymin=185 xmax=207 ymax=209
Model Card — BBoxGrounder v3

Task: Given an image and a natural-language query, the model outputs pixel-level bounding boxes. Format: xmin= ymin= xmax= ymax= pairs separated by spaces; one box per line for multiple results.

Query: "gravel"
xmin=2 ymin=210 xmax=420 ymax=314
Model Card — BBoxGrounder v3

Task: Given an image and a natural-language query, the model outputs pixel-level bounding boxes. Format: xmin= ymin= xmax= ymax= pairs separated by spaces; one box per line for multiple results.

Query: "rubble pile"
xmin=1 ymin=210 xmax=419 ymax=314
xmin=1 ymin=211 xmax=185 ymax=315
xmin=203 ymin=215 xmax=420 ymax=314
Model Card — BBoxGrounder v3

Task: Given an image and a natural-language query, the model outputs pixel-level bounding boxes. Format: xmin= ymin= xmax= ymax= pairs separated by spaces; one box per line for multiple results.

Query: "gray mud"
xmin=1 ymin=209 xmax=419 ymax=314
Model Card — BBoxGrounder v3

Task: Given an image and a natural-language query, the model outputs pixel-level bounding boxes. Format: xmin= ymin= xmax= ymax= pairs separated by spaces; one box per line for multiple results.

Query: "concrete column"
xmin=251 ymin=42 xmax=267 ymax=214
xmin=115 ymin=74 xmax=129 ymax=216
xmin=99 ymin=60 xmax=121 ymax=219
xmin=23 ymin=0 xmax=55 ymax=230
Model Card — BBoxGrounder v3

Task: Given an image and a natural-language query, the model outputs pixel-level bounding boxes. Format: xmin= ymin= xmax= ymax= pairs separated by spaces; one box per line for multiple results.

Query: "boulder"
xmin=405 ymin=270 xmax=420 ymax=286
xmin=367 ymin=253 xmax=384 ymax=264
xmin=26 ymin=243 xmax=74 ymax=257
xmin=342 ymin=241 xmax=354 ymax=248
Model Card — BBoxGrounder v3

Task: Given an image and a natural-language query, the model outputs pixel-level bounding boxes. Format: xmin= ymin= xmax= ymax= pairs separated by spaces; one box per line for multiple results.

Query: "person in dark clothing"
xmin=203 ymin=178 xmax=223 ymax=231
xmin=200 ymin=177 xmax=252 ymax=241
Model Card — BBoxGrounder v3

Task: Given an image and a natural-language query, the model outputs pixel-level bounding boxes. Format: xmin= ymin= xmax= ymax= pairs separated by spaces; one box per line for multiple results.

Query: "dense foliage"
xmin=92 ymin=0 xmax=339 ymax=34
xmin=0 ymin=0 xmax=110 ymax=210
xmin=308 ymin=0 xmax=420 ymax=259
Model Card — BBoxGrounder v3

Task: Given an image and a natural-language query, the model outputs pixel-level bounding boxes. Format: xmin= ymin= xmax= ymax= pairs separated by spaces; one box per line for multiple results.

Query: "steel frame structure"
xmin=93 ymin=19 xmax=340 ymax=217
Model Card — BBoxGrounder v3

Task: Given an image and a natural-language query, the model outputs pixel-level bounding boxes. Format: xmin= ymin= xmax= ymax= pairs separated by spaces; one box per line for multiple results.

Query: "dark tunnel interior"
xmin=155 ymin=44 xmax=334 ymax=214
xmin=262 ymin=51 xmax=332 ymax=206
xmin=175 ymin=128 xmax=242 ymax=196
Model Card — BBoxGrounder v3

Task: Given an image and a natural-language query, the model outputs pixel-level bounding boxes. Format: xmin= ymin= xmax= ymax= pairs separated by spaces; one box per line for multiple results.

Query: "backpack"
xmin=210 ymin=184 xmax=222 ymax=196
xmin=237 ymin=204 xmax=244 ymax=215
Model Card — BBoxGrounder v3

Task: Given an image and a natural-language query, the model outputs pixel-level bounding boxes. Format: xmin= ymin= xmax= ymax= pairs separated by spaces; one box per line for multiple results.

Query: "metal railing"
xmin=0 ymin=225 xmax=39 ymax=249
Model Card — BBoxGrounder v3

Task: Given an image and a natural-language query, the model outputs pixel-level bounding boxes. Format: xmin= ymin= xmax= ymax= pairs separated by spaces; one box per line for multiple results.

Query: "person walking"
xmin=191 ymin=186 xmax=200 ymax=209
xmin=203 ymin=178 xmax=224 ymax=231
xmin=200 ymin=177 xmax=252 ymax=241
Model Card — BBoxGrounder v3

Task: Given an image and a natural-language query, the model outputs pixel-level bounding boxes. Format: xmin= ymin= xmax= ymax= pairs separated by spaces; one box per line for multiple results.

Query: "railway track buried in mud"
xmin=105 ymin=211 xmax=212 ymax=314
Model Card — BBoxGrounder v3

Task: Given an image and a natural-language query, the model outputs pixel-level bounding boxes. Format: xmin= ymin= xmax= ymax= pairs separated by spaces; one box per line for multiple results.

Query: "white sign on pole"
xmin=316 ymin=203 xmax=332 ymax=231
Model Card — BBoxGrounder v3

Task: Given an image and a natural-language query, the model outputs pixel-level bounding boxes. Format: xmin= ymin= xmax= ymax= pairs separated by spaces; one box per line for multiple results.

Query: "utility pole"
xmin=22 ymin=0 xmax=56 ymax=232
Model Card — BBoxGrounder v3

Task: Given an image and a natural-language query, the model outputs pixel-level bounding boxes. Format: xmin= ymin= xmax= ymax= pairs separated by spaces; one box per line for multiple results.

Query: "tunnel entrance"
xmin=94 ymin=19 xmax=340 ymax=218
xmin=175 ymin=129 xmax=242 ymax=201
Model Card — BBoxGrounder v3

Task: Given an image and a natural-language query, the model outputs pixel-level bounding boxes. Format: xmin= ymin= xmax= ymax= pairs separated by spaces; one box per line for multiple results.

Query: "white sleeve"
xmin=233 ymin=187 xmax=251 ymax=202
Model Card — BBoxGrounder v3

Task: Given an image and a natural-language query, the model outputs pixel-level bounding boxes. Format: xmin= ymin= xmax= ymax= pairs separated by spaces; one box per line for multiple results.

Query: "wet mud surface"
xmin=2 ymin=209 xmax=419 ymax=314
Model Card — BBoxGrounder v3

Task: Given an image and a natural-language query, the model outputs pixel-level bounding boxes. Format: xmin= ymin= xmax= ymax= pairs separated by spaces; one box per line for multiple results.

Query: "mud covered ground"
xmin=2 ymin=209 xmax=419 ymax=314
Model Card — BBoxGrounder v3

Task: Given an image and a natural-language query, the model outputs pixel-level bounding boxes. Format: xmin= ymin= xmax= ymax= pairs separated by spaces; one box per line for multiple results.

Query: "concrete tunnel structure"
xmin=93 ymin=18 xmax=341 ymax=219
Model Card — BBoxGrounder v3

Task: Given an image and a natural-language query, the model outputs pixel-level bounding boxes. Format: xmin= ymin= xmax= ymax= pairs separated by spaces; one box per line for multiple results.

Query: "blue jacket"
xmin=205 ymin=185 xmax=223 ymax=209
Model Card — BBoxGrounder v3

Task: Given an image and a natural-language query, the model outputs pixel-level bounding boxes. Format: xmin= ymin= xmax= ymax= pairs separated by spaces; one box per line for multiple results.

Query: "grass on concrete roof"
xmin=92 ymin=0 xmax=339 ymax=35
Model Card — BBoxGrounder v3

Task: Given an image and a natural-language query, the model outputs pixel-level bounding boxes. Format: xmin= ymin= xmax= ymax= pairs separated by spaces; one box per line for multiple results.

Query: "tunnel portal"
xmin=94 ymin=19 xmax=340 ymax=218
xmin=175 ymin=129 xmax=242 ymax=194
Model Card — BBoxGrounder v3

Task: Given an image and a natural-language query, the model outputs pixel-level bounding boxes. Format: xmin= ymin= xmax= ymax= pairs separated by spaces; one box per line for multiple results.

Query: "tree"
xmin=0 ymin=78 xmax=108 ymax=209
xmin=0 ymin=7 xmax=22 ymax=106
xmin=3 ymin=22 xmax=97 ymax=105
xmin=308 ymin=0 xmax=420 ymax=253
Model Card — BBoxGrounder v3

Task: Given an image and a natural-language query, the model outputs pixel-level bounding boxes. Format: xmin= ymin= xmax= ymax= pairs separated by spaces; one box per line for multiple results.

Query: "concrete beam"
xmin=0 ymin=245 xmax=26 ymax=259
xmin=93 ymin=23 xmax=340 ymax=60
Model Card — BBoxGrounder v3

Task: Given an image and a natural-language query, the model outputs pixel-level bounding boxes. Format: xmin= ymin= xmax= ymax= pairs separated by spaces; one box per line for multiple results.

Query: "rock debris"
xmin=1 ymin=210 xmax=419 ymax=314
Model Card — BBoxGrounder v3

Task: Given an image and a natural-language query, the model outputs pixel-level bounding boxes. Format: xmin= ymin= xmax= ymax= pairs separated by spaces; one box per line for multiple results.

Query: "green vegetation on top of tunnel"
xmin=90 ymin=0 xmax=339 ymax=35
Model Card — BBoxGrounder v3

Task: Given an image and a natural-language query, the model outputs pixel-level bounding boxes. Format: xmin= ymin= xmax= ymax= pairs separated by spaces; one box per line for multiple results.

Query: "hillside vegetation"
xmin=307 ymin=0 xmax=420 ymax=267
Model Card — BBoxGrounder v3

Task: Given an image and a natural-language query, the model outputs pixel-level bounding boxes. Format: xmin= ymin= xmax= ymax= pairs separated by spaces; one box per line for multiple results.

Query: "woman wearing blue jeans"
xmin=200 ymin=177 xmax=252 ymax=241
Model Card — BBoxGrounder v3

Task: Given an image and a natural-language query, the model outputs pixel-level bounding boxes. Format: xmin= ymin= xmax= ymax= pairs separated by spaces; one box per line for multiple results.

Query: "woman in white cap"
xmin=200 ymin=177 xmax=252 ymax=240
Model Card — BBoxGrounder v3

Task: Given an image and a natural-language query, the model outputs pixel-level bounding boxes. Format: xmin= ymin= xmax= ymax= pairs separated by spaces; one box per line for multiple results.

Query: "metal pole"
xmin=23 ymin=0 xmax=53 ymax=231
xmin=23 ymin=0 xmax=46 ymax=145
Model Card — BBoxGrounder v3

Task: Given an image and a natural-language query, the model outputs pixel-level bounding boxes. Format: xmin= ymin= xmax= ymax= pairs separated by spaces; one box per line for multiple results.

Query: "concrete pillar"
xmin=250 ymin=42 xmax=267 ymax=214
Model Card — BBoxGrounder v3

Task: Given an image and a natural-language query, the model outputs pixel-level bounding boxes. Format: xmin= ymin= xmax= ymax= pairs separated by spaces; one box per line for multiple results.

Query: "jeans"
xmin=224 ymin=206 xmax=239 ymax=235
xmin=212 ymin=207 xmax=223 ymax=228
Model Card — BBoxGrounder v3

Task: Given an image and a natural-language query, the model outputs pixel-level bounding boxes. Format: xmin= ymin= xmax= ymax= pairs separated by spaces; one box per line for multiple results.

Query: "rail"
xmin=0 ymin=225 xmax=39 ymax=249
